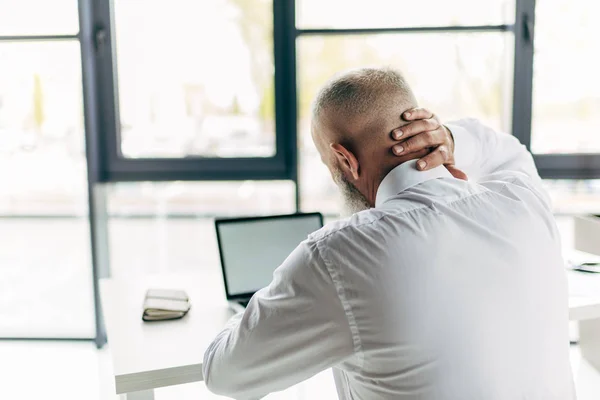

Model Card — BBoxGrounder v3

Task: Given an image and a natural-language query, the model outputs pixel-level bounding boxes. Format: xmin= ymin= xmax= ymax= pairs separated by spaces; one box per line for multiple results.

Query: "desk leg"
xmin=579 ymin=318 xmax=600 ymax=373
xmin=121 ymin=389 xmax=155 ymax=400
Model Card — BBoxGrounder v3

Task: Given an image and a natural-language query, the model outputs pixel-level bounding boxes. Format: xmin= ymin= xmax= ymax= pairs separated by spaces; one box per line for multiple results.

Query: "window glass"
xmin=0 ymin=0 xmax=79 ymax=36
xmin=297 ymin=0 xmax=515 ymax=29
xmin=107 ymin=181 xmax=295 ymax=279
xmin=0 ymin=42 xmax=87 ymax=216
xmin=114 ymin=0 xmax=276 ymax=159
xmin=543 ymin=180 xmax=600 ymax=215
xmin=531 ymin=0 xmax=600 ymax=154
xmin=297 ymin=33 xmax=513 ymax=214
xmin=0 ymin=42 xmax=94 ymax=337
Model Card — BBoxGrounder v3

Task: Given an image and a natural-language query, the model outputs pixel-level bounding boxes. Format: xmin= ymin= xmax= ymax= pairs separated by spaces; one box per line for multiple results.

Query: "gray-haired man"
xmin=203 ymin=68 xmax=574 ymax=400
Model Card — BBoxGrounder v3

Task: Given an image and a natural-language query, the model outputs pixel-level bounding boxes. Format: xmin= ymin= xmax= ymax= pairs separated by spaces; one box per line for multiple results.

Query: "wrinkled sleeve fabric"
xmin=202 ymin=239 xmax=355 ymax=400
xmin=447 ymin=118 xmax=551 ymax=210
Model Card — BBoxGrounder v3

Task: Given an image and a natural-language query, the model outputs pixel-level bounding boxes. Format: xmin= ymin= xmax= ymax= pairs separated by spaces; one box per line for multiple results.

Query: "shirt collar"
xmin=375 ymin=160 xmax=453 ymax=207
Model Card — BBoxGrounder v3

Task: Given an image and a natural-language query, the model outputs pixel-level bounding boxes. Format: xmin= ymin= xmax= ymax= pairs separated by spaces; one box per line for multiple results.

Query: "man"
xmin=203 ymin=68 xmax=574 ymax=399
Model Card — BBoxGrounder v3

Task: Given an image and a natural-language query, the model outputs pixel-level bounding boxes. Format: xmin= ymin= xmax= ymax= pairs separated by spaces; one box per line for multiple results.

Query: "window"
xmin=95 ymin=0 xmax=294 ymax=181
xmin=107 ymin=181 xmax=295 ymax=217
xmin=295 ymin=7 xmax=514 ymax=213
xmin=106 ymin=181 xmax=295 ymax=280
xmin=544 ymin=180 xmax=600 ymax=215
xmin=5 ymin=0 xmax=593 ymax=345
xmin=0 ymin=0 xmax=79 ymax=36
xmin=510 ymin=0 xmax=600 ymax=179
xmin=0 ymin=13 xmax=94 ymax=338
xmin=114 ymin=0 xmax=276 ymax=159
xmin=531 ymin=0 xmax=600 ymax=155
xmin=0 ymin=43 xmax=86 ymax=216
xmin=296 ymin=0 xmax=514 ymax=28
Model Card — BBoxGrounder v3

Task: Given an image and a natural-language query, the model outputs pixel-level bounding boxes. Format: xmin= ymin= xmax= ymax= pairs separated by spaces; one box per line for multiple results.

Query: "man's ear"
xmin=330 ymin=143 xmax=360 ymax=181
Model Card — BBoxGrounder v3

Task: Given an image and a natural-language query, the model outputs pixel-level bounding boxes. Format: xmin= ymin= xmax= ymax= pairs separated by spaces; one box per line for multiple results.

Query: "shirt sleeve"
xmin=202 ymin=239 xmax=355 ymax=399
xmin=446 ymin=118 xmax=552 ymax=211
xmin=447 ymin=118 xmax=541 ymax=184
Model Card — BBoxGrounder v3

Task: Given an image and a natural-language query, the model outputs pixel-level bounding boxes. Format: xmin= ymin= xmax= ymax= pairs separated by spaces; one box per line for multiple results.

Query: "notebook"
xmin=142 ymin=289 xmax=191 ymax=321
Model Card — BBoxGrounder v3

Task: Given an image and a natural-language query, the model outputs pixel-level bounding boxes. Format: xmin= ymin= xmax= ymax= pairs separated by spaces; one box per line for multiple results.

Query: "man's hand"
xmin=390 ymin=107 xmax=467 ymax=180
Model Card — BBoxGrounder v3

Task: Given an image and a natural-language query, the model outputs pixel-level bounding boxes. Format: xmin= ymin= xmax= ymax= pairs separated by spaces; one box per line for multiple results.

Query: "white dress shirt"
xmin=203 ymin=119 xmax=575 ymax=400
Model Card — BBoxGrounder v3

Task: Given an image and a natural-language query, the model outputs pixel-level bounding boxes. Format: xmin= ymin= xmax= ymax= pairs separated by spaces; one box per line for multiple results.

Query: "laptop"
xmin=215 ymin=212 xmax=324 ymax=313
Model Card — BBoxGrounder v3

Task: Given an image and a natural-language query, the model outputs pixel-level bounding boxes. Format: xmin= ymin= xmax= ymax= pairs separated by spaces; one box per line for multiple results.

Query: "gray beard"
xmin=332 ymin=169 xmax=371 ymax=216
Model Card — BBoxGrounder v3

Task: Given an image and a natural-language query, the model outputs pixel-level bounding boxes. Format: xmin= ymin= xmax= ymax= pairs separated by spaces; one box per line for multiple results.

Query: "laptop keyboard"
xmin=238 ymin=300 xmax=250 ymax=308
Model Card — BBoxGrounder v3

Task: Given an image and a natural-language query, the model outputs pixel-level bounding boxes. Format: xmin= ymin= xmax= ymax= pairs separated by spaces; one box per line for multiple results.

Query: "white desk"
xmin=568 ymin=271 xmax=600 ymax=374
xmin=100 ymin=271 xmax=234 ymax=400
xmin=101 ymin=270 xmax=600 ymax=400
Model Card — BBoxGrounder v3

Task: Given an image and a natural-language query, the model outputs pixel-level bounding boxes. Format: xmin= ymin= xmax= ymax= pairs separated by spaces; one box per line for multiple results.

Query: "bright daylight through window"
xmin=114 ymin=0 xmax=276 ymax=159
xmin=531 ymin=0 xmax=600 ymax=154
xmin=296 ymin=0 xmax=514 ymax=28
xmin=1 ymin=0 xmax=600 ymax=343
xmin=0 ymin=3 xmax=95 ymax=338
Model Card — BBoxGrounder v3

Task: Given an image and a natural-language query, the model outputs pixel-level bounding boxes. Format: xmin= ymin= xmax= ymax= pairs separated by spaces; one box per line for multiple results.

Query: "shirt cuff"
xmin=446 ymin=122 xmax=478 ymax=171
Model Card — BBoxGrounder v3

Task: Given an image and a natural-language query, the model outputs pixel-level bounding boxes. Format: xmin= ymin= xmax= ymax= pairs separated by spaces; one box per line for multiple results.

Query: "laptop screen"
xmin=216 ymin=213 xmax=323 ymax=298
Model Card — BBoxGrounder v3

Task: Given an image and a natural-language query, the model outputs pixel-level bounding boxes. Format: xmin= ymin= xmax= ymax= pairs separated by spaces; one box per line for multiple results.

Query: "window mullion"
xmin=511 ymin=0 xmax=536 ymax=149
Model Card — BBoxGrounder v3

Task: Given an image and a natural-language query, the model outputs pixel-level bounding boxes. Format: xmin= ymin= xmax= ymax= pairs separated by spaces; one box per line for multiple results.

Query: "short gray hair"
xmin=312 ymin=67 xmax=416 ymax=122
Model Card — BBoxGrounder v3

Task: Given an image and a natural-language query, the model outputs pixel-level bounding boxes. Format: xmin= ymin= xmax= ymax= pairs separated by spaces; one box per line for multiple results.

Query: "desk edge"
xmin=115 ymin=363 xmax=204 ymax=394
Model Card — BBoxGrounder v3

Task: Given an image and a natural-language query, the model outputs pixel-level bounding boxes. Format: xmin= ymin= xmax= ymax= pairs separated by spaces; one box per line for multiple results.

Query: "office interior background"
xmin=1 ymin=0 xmax=599 ymax=398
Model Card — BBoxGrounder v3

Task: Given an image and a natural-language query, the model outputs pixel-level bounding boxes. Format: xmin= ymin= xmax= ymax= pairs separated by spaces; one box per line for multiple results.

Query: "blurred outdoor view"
xmin=531 ymin=0 xmax=600 ymax=154
xmin=0 ymin=0 xmax=79 ymax=35
xmin=0 ymin=39 xmax=94 ymax=336
xmin=1 ymin=0 xmax=600 ymax=335
xmin=115 ymin=0 xmax=276 ymax=159
xmin=296 ymin=0 xmax=514 ymax=27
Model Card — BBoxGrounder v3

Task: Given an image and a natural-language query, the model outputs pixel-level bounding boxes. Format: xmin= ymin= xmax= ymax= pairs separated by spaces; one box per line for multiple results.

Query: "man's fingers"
xmin=392 ymin=128 xmax=445 ymax=155
xmin=392 ymin=118 xmax=440 ymax=140
xmin=445 ymin=165 xmax=468 ymax=181
xmin=416 ymin=149 xmax=469 ymax=180
xmin=416 ymin=145 xmax=450 ymax=171
xmin=402 ymin=107 xmax=435 ymax=121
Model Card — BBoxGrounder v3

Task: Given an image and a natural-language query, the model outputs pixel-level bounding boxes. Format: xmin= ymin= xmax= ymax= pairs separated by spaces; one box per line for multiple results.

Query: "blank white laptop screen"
xmin=216 ymin=213 xmax=323 ymax=296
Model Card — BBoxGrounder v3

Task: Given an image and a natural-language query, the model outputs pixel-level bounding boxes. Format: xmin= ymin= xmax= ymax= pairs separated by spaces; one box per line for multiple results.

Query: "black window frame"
xmin=89 ymin=0 xmax=600 ymax=185
xmin=512 ymin=0 xmax=600 ymax=179
xmin=89 ymin=0 xmax=297 ymax=183
xmin=293 ymin=0 xmax=600 ymax=183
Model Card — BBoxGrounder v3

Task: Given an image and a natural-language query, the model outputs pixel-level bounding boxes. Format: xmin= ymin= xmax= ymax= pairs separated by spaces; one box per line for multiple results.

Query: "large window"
xmin=531 ymin=0 xmax=600 ymax=155
xmin=0 ymin=6 xmax=94 ymax=338
xmin=511 ymin=0 xmax=600 ymax=179
xmin=296 ymin=5 xmax=514 ymax=213
xmin=95 ymin=0 xmax=600 ymax=186
xmin=3 ymin=0 xmax=598 ymax=346
xmin=93 ymin=0 xmax=293 ymax=182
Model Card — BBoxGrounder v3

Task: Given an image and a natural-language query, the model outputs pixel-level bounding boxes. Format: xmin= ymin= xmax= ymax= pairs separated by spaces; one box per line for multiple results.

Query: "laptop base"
xmin=227 ymin=300 xmax=248 ymax=314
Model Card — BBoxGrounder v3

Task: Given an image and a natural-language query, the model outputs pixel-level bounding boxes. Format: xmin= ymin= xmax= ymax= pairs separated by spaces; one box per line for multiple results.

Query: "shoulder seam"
xmin=492 ymin=173 xmax=553 ymax=213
